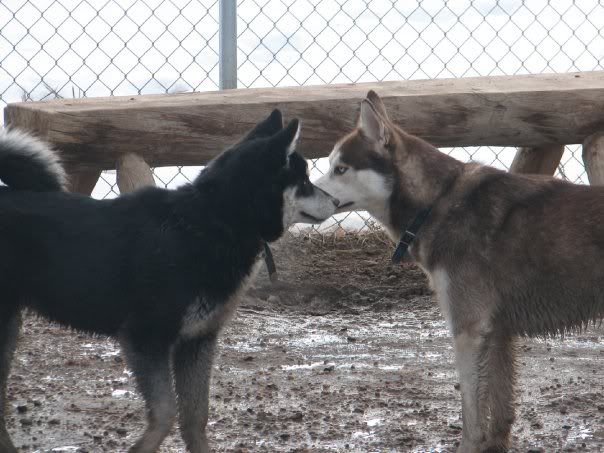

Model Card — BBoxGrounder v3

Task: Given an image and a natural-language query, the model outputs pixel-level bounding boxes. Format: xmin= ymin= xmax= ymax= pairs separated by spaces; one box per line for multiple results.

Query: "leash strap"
xmin=262 ymin=242 xmax=278 ymax=282
xmin=391 ymin=208 xmax=432 ymax=264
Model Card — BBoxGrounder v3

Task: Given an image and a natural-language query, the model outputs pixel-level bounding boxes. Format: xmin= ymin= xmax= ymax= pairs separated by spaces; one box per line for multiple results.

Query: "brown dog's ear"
xmin=366 ymin=90 xmax=389 ymax=119
xmin=359 ymin=99 xmax=389 ymax=146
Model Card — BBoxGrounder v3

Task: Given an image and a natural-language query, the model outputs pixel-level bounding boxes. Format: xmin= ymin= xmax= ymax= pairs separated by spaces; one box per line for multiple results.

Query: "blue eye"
xmin=334 ymin=166 xmax=348 ymax=175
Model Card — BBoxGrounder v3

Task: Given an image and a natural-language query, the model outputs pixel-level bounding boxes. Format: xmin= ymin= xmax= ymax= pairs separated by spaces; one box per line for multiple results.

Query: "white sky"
xmin=1 ymin=0 xmax=603 ymax=228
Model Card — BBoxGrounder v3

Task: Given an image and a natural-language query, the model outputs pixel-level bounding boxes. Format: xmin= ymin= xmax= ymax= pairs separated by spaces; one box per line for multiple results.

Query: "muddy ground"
xmin=6 ymin=232 xmax=604 ymax=452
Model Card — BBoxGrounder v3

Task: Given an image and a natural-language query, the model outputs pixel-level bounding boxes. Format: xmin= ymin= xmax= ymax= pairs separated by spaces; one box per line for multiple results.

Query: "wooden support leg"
xmin=582 ymin=133 xmax=604 ymax=186
xmin=64 ymin=166 xmax=102 ymax=195
xmin=116 ymin=153 xmax=156 ymax=193
xmin=509 ymin=144 xmax=565 ymax=175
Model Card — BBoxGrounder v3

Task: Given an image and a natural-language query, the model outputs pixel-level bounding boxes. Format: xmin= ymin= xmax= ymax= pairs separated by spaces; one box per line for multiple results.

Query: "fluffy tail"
xmin=0 ymin=128 xmax=66 ymax=192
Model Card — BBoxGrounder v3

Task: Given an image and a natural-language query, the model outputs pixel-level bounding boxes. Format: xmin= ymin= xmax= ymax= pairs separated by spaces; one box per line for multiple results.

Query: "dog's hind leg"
xmin=482 ymin=331 xmax=517 ymax=452
xmin=120 ymin=338 xmax=177 ymax=453
xmin=454 ymin=330 xmax=489 ymax=453
xmin=172 ymin=334 xmax=217 ymax=453
xmin=0 ymin=308 xmax=21 ymax=453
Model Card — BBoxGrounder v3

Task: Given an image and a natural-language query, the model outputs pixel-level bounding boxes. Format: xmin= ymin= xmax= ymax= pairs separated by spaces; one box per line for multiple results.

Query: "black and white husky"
xmin=0 ymin=110 xmax=338 ymax=453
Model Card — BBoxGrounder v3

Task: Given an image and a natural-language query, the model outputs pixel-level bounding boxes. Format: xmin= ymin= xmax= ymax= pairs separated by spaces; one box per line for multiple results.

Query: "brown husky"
xmin=316 ymin=90 xmax=604 ymax=452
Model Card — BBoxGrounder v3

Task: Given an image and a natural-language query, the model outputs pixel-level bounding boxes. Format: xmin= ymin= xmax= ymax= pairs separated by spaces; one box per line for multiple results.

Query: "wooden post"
xmin=582 ymin=132 xmax=604 ymax=185
xmin=509 ymin=145 xmax=565 ymax=175
xmin=116 ymin=152 xmax=155 ymax=193
xmin=64 ymin=166 xmax=102 ymax=195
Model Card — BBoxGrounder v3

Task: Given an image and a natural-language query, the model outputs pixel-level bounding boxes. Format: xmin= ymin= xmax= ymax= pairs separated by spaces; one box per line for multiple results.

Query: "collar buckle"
xmin=399 ymin=230 xmax=416 ymax=246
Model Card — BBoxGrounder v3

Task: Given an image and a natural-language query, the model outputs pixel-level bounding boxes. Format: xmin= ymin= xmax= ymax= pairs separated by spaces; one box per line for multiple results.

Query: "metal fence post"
xmin=219 ymin=0 xmax=237 ymax=90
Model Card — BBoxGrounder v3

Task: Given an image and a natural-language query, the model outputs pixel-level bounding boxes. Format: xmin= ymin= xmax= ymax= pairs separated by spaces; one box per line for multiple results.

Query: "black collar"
xmin=391 ymin=207 xmax=432 ymax=264
xmin=262 ymin=241 xmax=278 ymax=282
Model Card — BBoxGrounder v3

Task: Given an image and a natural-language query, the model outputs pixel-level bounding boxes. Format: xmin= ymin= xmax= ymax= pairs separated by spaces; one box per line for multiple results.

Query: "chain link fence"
xmin=1 ymin=0 xmax=603 ymax=230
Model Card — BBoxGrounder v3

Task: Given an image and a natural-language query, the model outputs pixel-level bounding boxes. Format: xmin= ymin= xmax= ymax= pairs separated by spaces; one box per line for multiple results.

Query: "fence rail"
xmin=1 ymin=0 xmax=604 ymax=229
xmin=6 ymin=71 xmax=604 ymax=168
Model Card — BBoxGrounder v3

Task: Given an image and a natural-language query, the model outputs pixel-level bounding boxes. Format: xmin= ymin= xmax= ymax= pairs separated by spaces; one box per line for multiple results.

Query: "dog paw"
xmin=456 ymin=440 xmax=482 ymax=453
xmin=480 ymin=441 xmax=509 ymax=453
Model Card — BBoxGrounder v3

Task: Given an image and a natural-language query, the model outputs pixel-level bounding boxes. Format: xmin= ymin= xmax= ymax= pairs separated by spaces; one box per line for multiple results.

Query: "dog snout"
xmin=331 ymin=197 xmax=340 ymax=208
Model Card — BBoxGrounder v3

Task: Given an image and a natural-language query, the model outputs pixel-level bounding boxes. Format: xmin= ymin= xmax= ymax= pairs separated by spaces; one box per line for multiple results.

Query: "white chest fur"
xmin=179 ymin=260 xmax=263 ymax=339
xmin=426 ymin=267 xmax=452 ymax=329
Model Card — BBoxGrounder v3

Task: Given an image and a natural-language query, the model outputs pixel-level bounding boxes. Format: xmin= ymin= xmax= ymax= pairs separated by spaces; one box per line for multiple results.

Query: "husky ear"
xmin=243 ymin=109 xmax=283 ymax=141
xmin=271 ymin=118 xmax=300 ymax=158
xmin=366 ymin=90 xmax=389 ymax=119
xmin=359 ymin=100 xmax=389 ymax=145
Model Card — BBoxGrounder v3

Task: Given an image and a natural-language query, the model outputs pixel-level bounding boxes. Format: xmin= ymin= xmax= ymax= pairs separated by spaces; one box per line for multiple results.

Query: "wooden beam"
xmin=116 ymin=153 xmax=155 ymax=193
xmin=4 ymin=71 xmax=604 ymax=170
xmin=582 ymin=132 xmax=604 ymax=185
xmin=509 ymin=145 xmax=565 ymax=175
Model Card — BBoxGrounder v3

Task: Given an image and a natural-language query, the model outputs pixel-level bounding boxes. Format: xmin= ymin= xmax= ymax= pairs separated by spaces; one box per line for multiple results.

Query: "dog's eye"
xmin=334 ymin=166 xmax=348 ymax=176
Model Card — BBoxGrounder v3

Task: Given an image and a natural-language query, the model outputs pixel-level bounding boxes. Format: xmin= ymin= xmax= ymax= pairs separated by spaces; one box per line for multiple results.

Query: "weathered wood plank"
xmin=509 ymin=145 xmax=565 ymax=175
xmin=4 ymin=71 xmax=604 ymax=170
xmin=582 ymin=132 xmax=604 ymax=185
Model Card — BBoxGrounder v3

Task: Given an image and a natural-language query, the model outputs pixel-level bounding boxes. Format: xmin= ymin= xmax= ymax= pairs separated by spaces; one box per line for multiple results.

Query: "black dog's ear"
xmin=242 ymin=109 xmax=283 ymax=141
xmin=270 ymin=118 xmax=300 ymax=160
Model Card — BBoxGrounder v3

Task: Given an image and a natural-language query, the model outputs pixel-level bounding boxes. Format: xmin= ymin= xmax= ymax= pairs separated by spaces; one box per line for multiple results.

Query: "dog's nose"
xmin=332 ymin=198 xmax=340 ymax=207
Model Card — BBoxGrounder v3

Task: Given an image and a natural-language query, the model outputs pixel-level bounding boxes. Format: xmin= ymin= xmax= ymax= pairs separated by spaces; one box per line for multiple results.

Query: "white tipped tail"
xmin=0 ymin=128 xmax=66 ymax=192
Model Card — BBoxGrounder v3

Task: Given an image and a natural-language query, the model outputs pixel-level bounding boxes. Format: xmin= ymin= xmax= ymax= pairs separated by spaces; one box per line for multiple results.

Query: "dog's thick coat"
xmin=316 ymin=91 xmax=604 ymax=452
xmin=0 ymin=111 xmax=338 ymax=453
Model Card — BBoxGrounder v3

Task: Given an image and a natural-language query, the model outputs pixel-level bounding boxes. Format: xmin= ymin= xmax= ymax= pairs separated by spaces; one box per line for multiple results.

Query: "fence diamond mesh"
xmin=1 ymin=0 xmax=603 ymax=230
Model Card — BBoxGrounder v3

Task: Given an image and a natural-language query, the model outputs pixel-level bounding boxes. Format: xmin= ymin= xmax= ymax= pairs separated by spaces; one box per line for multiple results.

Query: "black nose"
xmin=332 ymin=198 xmax=340 ymax=207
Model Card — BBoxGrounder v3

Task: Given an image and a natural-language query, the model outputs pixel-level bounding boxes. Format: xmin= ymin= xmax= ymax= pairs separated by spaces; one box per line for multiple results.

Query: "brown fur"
xmin=319 ymin=90 xmax=604 ymax=452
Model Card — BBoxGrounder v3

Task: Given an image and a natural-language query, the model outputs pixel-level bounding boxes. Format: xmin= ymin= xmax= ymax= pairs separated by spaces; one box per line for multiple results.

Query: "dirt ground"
xmin=6 ymin=232 xmax=604 ymax=452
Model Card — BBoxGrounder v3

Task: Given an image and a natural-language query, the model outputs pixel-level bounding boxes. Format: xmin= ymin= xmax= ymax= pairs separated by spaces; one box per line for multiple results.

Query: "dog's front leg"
xmin=454 ymin=331 xmax=488 ymax=453
xmin=173 ymin=334 xmax=217 ymax=453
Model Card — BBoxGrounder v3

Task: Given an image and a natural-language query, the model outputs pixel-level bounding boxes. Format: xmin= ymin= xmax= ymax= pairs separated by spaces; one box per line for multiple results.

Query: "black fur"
xmin=0 ymin=129 xmax=65 ymax=191
xmin=0 ymin=110 xmax=316 ymax=452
